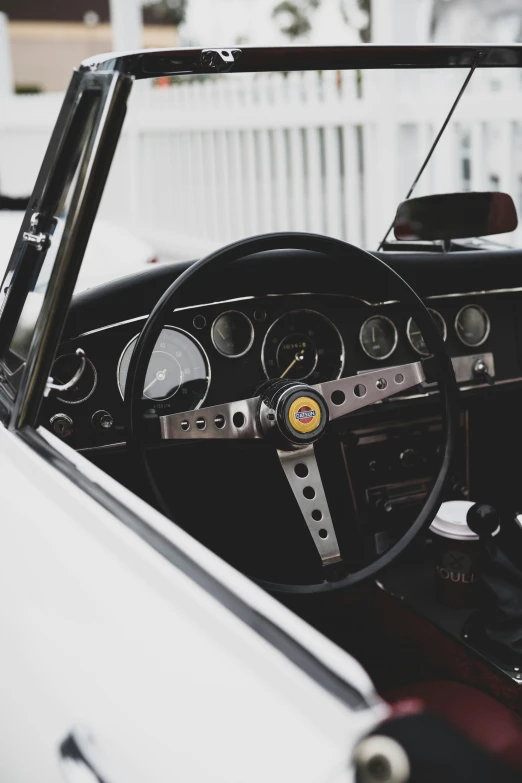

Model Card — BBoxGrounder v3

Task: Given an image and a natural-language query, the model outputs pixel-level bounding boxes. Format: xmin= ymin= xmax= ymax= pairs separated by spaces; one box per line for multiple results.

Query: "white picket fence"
xmin=2 ymin=67 xmax=522 ymax=258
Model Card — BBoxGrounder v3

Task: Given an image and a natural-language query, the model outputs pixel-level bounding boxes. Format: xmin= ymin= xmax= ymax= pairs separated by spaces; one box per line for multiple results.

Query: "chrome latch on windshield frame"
xmin=22 ymin=212 xmax=53 ymax=252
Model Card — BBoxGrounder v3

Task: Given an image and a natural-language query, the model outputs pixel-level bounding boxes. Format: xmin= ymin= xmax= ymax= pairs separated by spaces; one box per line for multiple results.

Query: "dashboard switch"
xmin=50 ymin=413 xmax=73 ymax=439
xmin=92 ymin=410 xmax=114 ymax=431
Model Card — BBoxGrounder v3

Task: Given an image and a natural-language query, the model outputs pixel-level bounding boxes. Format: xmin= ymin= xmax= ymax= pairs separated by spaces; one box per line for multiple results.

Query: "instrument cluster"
xmin=43 ymin=293 xmax=500 ymax=451
xmin=360 ymin=303 xmax=490 ymax=361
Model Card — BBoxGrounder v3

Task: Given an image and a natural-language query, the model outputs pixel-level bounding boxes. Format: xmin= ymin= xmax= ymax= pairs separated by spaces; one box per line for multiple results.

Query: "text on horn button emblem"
xmin=288 ymin=396 xmax=322 ymax=434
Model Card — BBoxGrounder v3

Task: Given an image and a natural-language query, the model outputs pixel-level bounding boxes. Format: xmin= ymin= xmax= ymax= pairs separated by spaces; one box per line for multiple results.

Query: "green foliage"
xmin=273 ymin=0 xmax=371 ymax=42
xmin=272 ymin=1 xmax=313 ymax=39
xmin=357 ymin=0 xmax=371 ymax=42
xmin=15 ymin=84 xmax=42 ymax=95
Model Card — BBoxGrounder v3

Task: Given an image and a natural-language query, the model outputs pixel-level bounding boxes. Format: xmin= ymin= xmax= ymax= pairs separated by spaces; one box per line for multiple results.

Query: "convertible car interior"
xmin=41 ymin=236 xmax=522 ymax=760
xmin=7 ymin=44 xmax=522 ymax=780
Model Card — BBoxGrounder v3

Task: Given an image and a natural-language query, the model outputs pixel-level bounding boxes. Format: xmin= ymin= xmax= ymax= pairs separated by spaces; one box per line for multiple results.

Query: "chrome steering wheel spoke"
xmin=159 ymin=397 xmax=261 ymax=440
xmin=315 ymin=361 xmax=426 ymax=421
xmin=277 ymin=445 xmax=341 ymax=566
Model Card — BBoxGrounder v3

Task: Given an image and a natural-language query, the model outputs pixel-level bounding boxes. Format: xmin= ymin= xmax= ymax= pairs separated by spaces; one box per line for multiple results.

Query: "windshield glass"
xmin=3 ymin=62 xmax=522 ymax=308
xmin=80 ymin=63 xmax=521 ymax=272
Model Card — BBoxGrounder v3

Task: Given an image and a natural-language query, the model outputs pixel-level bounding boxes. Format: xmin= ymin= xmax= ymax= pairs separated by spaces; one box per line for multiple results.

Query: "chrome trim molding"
xmin=427 ymin=286 xmax=522 ymax=300
xmin=75 ymin=287 xmax=522 ymax=342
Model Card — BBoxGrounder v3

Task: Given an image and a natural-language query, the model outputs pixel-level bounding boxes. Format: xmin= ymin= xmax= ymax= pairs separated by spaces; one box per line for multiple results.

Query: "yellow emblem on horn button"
xmin=288 ymin=396 xmax=321 ymax=434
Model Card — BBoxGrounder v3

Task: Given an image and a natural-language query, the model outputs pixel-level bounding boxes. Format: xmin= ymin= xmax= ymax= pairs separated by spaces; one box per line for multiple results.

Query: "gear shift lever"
xmin=465 ymin=503 xmax=522 ymax=669
xmin=466 ymin=504 xmax=500 ymax=538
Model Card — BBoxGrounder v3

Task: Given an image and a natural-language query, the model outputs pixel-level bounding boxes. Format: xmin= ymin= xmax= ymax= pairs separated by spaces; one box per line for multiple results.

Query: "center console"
xmin=341 ymin=412 xmax=469 ymax=552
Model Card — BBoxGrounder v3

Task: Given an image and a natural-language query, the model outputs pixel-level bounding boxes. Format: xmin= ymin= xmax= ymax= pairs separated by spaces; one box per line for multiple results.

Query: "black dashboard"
xmin=37 ymin=247 xmax=522 ymax=572
xmin=42 ymin=286 xmax=522 ymax=451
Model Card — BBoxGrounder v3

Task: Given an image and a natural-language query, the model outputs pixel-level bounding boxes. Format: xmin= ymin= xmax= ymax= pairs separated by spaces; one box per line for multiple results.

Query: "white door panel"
xmin=0 ymin=427 xmax=383 ymax=782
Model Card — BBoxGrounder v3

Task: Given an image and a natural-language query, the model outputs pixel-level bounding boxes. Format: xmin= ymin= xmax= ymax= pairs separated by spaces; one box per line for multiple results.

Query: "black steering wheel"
xmin=126 ymin=233 xmax=458 ymax=593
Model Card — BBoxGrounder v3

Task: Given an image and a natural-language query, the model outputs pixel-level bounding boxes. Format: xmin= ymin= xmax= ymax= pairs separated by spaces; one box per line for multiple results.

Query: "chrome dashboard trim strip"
xmin=398 ymin=374 xmax=522 ymax=400
xmin=426 ymin=287 xmax=522 ymax=300
xmin=78 ymin=441 xmax=127 ymax=452
xmin=75 ymin=286 xmax=522 ymax=341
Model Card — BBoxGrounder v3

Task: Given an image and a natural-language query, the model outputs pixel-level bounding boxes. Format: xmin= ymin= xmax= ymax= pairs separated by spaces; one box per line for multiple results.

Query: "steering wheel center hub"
xmin=258 ymin=380 xmax=329 ymax=449
xmin=287 ymin=395 xmax=323 ymax=435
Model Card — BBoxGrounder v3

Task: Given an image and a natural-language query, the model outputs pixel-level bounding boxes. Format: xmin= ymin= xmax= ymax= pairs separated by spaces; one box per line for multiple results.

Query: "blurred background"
xmin=1 ymin=0 xmax=522 ymax=286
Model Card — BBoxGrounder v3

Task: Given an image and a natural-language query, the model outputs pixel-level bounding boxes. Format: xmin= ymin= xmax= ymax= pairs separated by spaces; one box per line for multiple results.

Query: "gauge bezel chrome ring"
xmin=455 ymin=304 xmax=491 ymax=348
xmin=211 ymin=310 xmax=255 ymax=359
xmin=55 ymin=355 xmax=98 ymax=405
xmin=117 ymin=325 xmax=211 ymax=407
xmin=406 ymin=308 xmax=447 ymax=356
xmin=261 ymin=308 xmax=345 ymax=382
xmin=359 ymin=314 xmax=398 ymax=361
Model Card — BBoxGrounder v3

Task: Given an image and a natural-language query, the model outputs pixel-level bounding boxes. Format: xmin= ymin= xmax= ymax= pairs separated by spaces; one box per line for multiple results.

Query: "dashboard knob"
xmin=50 ymin=413 xmax=73 ymax=439
xmin=92 ymin=410 xmax=114 ymax=431
xmin=472 ymin=358 xmax=494 ymax=385
xmin=400 ymin=448 xmax=419 ymax=468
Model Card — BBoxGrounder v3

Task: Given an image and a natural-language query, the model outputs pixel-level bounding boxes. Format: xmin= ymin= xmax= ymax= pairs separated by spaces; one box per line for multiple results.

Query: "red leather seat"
xmin=387 ymin=681 xmax=522 ymax=769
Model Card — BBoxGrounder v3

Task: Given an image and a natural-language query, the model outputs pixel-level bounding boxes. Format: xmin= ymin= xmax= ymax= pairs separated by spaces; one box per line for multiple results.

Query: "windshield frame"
xmin=4 ymin=43 xmax=522 ymax=432
xmin=0 ymin=69 xmax=132 ymax=430
xmin=81 ymin=43 xmax=522 ymax=79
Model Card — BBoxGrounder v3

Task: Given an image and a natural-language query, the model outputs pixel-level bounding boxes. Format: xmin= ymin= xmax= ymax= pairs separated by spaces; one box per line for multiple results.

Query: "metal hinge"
xmin=22 ymin=212 xmax=53 ymax=252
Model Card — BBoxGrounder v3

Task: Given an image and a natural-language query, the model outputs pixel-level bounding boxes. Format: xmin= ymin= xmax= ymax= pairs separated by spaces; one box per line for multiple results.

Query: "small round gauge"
xmin=359 ymin=316 xmax=398 ymax=361
xmin=52 ymin=353 xmax=97 ymax=404
xmin=455 ymin=305 xmax=490 ymax=347
xmin=262 ymin=310 xmax=344 ymax=383
xmin=118 ymin=326 xmax=210 ymax=410
xmin=407 ymin=309 xmax=447 ymax=356
xmin=212 ymin=310 xmax=254 ymax=358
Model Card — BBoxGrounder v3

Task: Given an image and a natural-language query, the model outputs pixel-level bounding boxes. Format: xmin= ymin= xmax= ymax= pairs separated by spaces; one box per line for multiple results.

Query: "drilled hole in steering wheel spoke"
xmin=331 ymin=389 xmax=346 ymax=406
xmin=232 ymin=411 xmax=246 ymax=428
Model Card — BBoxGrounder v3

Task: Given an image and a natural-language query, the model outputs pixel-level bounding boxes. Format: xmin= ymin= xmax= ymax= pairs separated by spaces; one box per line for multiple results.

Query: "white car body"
xmin=0 ymin=210 xmax=156 ymax=292
xmin=0 ymin=424 xmax=385 ymax=782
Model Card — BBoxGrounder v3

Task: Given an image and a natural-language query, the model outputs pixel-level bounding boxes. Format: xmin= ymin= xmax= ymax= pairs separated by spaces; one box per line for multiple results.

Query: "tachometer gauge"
xmin=118 ymin=327 xmax=210 ymax=410
xmin=407 ymin=309 xmax=447 ymax=356
xmin=212 ymin=311 xmax=254 ymax=358
xmin=360 ymin=316 xmax=398 ymax=361
xmin=262 ymin=310 xmax=344 ymax=383
xmin=455 ymin=305 xmax=490 ymax=347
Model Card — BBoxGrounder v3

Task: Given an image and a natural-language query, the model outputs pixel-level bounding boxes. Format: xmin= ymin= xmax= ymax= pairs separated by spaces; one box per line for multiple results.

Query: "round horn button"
xmin=288 ymin=396 xmax=322 ymax=434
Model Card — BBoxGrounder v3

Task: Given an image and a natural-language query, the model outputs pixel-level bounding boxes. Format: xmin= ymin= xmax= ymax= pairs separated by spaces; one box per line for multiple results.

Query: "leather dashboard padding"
xmin=67 ymin=247 xmax=522 ymax=339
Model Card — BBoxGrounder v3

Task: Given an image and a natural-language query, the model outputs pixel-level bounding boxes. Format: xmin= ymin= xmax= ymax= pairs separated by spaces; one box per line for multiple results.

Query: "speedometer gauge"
xmin=117 ymin=327 xmax=210 ymax=410
xmin=262 ymin=310 xmax=344 ymax=383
